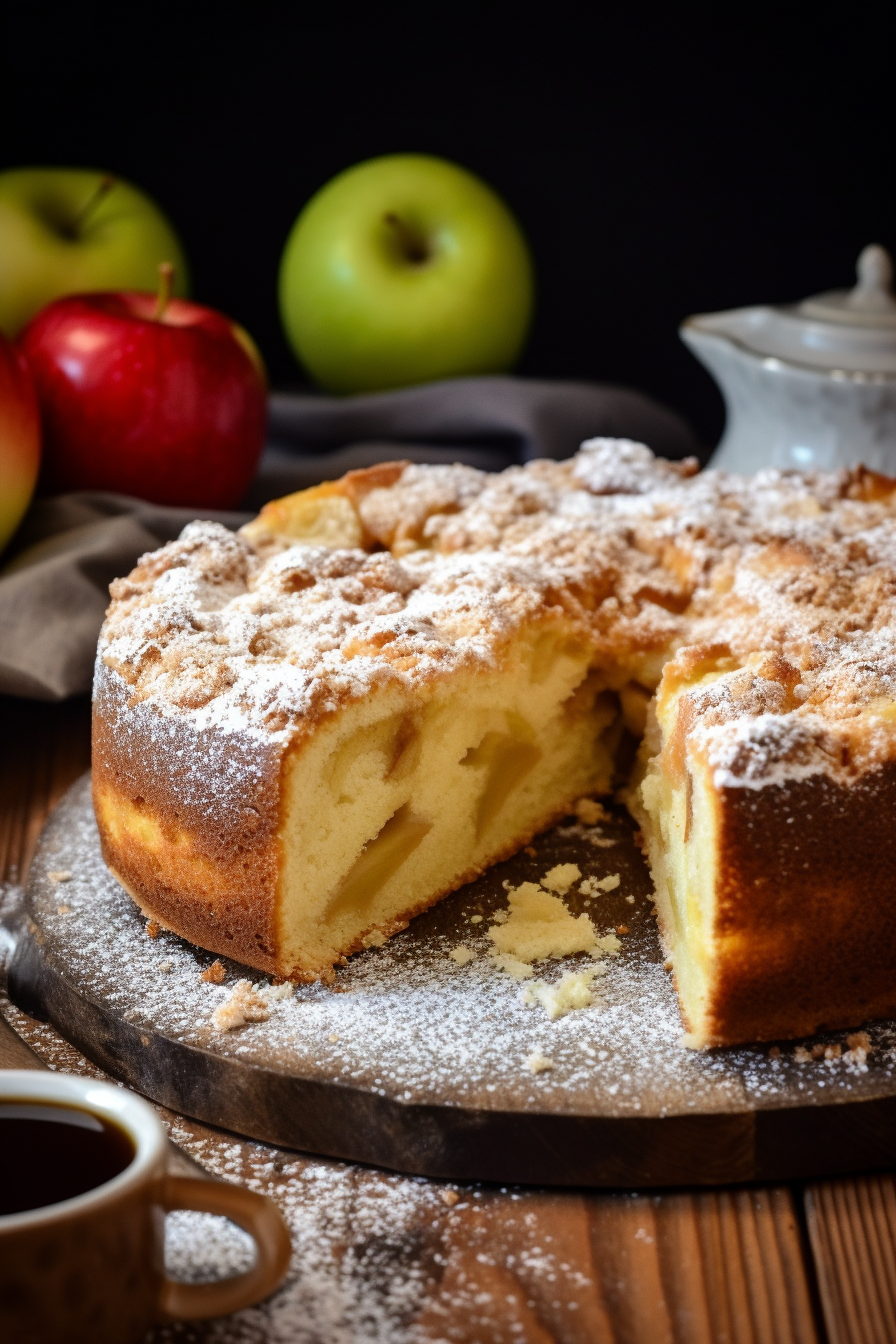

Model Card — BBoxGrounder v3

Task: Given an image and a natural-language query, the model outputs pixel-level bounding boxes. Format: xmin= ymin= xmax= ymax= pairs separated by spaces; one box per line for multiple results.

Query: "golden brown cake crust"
xmin=703 ymin=763 xmax=896 ymax=1044
xmin=92 ymin=669 xmax=285 ymax=975
xmin=93 ymin=441 xmax=896 ymax=1037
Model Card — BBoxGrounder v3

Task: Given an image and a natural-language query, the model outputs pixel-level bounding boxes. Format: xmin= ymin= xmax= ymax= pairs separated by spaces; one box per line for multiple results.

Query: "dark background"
xmin=2 ymin=11 xmax=893 ymax=451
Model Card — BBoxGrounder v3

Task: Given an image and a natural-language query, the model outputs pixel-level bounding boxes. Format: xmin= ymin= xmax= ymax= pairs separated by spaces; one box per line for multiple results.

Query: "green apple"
xmin=0 ymin=168 xmax=189 ymax=338
xmin=278 ymin=154 xmax=534 ymax=394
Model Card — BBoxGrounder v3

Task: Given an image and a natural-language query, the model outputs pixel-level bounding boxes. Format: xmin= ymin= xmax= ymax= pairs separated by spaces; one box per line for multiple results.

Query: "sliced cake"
xmin=93 ymin=441 xmax=896 ymax=1044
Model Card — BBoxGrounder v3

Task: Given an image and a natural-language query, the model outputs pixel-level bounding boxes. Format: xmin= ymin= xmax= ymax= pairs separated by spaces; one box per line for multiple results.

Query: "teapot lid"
xmin=799 ymin=245 xmax=896 ymax=328
xmin=683 ymin=245 xmax=896 ymax=375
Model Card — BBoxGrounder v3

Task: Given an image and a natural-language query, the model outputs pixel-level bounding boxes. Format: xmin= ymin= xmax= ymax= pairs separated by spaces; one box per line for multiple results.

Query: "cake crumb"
xmin=440 ymin=1189 xmax=460 ymax=1207
xmin=594 ymin=933 xmax=622 ymax=957
xmin=491 ymin=953 xmax=535 ymax=980
xmin=811 ymin=1044 xmax=826 ymax=1059
xmin=542 ymin=863 xmax=581 ymax=894
xmin=259 ymin=981 xmax=293 ymax=1003
xmin=824 ymin=1044 xmax=842 ymax=1060
xmin=200 ymin=960 xmax=225 ymax=984
xmin=489 ymin=882 xmax=596 ymax=962
xmin=581 ymin=873 xmax=622 ymax=895
xmin=524 ymin=1051 xmax=554 ymax=1074
xmin=449 ymin=946 xmax=476 ymax=966
xmin=159 ymin=961 xmax=172 ymax=974
xmin=522 ymin=969 xmax=600 ymax=1020
xmin=793 ymin=1046 xmax=812 ymax=1062
xmin=626 ymin=895 xmax=635 ymax=904
xmin=146 ymin=920 xmax=160 ymax=939
xmin=361 ymin=930 xmax=388 ymax=948
xmin=524 ymin=846 xmax=537 ymax=857
xmin=574 ymin=798 xmax=610 ymax=825
xmin=768 ymin=1045 xmax=781 ymax=1059
xmin=48 ymin=870 xmax=72 ymax=884
xmin=212 ymin=980 xmax=270 ymax=1032
xmin=469 ymin=914 xmax=483 ymax=924
xmin=844 ymin=1031 xmax=872 ymax=1069
xmin=615 ymin=924 xmax=629 ymax=935
xmin=328 ymin=1033 xmax=339 ymax=1043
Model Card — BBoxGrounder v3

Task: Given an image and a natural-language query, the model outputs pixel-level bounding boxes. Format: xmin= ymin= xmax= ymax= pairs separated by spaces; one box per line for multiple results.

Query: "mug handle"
xmin=156 ymin=1174 xmax=292 ymax=1322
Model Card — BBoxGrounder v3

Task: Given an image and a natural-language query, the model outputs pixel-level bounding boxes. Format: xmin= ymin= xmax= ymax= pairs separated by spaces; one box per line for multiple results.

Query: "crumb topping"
xmin=99 ymin=443 xmax=896 ymax=785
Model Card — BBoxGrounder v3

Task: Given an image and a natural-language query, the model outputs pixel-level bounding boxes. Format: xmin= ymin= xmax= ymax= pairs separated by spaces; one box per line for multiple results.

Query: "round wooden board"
xmin=6 ymin=774 xmax=896 ymax=1187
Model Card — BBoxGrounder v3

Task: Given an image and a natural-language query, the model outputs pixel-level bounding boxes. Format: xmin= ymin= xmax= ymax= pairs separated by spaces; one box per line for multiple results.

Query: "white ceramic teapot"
xmin=681 ymin=245 xmax=896 ymax=472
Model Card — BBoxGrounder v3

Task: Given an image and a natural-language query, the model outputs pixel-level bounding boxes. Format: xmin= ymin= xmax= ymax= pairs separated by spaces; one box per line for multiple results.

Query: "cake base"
xmin=5 ymin=774 xmax=896 ymax=1187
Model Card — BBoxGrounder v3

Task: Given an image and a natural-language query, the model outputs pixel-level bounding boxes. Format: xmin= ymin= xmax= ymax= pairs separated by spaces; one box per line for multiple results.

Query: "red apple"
xmin=0 ymin=330 xmax=40 ymax=552
xmin=19 ymin=272 xmax=267 ymax=508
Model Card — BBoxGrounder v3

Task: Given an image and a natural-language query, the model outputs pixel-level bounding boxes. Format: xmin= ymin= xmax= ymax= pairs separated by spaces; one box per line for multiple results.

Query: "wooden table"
xmin=2 ymin=695 xmax=895 ymax=1344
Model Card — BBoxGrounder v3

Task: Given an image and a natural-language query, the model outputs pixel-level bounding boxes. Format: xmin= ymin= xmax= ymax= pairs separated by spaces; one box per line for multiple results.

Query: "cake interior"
xmin=628 ymin=658 xmax=729 ymax=1041
xmin=276 ymin=621 xmax=627 ymax=975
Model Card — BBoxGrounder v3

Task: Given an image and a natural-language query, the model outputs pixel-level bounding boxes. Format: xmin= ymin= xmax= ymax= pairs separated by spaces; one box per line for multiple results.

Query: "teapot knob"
xmin=851 ymin=245 xmax=896 ymax=312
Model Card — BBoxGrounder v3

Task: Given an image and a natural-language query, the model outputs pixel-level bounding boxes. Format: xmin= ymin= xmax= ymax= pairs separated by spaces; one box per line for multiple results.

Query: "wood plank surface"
xmin=0 ymin=695 xmax=91 ymax=885
xmin=805 ymin=1175 xmax=896 ymax=1344
xmin=0 ymin=692 xmax=891 ymax=1342
xmin=0 ymin=698 xmax=90 ymax=1068
xmin=0 ymin=1009 xmax=43 ymax=1069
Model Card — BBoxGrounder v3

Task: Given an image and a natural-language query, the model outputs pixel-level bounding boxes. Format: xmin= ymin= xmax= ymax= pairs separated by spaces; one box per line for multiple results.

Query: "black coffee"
xmin=0 ymin=1101 xmax=135 ymax=1216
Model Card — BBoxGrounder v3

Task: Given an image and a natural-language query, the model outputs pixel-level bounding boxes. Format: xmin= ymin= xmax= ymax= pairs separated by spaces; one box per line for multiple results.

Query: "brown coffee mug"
xmin=0 ymin=1070 xmax=292 ymax=1343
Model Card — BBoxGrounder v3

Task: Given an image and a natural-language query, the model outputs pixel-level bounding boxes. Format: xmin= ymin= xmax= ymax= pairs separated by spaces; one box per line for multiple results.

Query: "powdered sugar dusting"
xmin=98 ymin=447 xmax=896 ymax=796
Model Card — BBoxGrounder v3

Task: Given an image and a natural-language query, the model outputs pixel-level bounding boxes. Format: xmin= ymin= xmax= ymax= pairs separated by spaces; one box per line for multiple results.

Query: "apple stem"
xmin=154 ymin=262 xmax=175 ymax=320
xmin=383 ymin=212 xmax=429 ymax=264
xmin=72 ymin=175 xmax=116 ymax=235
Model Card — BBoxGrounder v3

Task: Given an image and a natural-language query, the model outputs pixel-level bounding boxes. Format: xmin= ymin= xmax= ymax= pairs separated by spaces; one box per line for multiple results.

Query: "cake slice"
xmin=629 ymin=644 xmax=896 ymax=1045
xmin=93 ymin=466 xmax=626 ymax=982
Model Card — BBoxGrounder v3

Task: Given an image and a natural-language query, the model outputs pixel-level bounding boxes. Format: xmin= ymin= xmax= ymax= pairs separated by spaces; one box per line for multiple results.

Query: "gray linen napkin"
xmin=0 ymin=376 xmax=699 ymax=700
xmin=249 ymin=376 xmax=699 ymax=506
xmin=0 ymin=495 xmax=249 ymax=700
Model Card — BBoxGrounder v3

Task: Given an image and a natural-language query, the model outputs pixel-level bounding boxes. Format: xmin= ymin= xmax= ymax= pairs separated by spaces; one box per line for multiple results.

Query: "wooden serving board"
xmin=6 ymin=773 xmax=896 ymax=1187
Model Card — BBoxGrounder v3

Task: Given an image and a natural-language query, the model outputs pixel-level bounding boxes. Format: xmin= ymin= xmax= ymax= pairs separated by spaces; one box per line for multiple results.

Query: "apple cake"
xmin=92 ymin=441 xmax=896 ymax=1047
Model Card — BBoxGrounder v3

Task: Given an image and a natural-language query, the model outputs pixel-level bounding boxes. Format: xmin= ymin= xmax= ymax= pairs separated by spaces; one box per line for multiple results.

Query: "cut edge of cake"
xmin=274 ymin=616 xmax=621 ymax=977
xmin=628 ymin=644 xmax=896 ymax=1047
